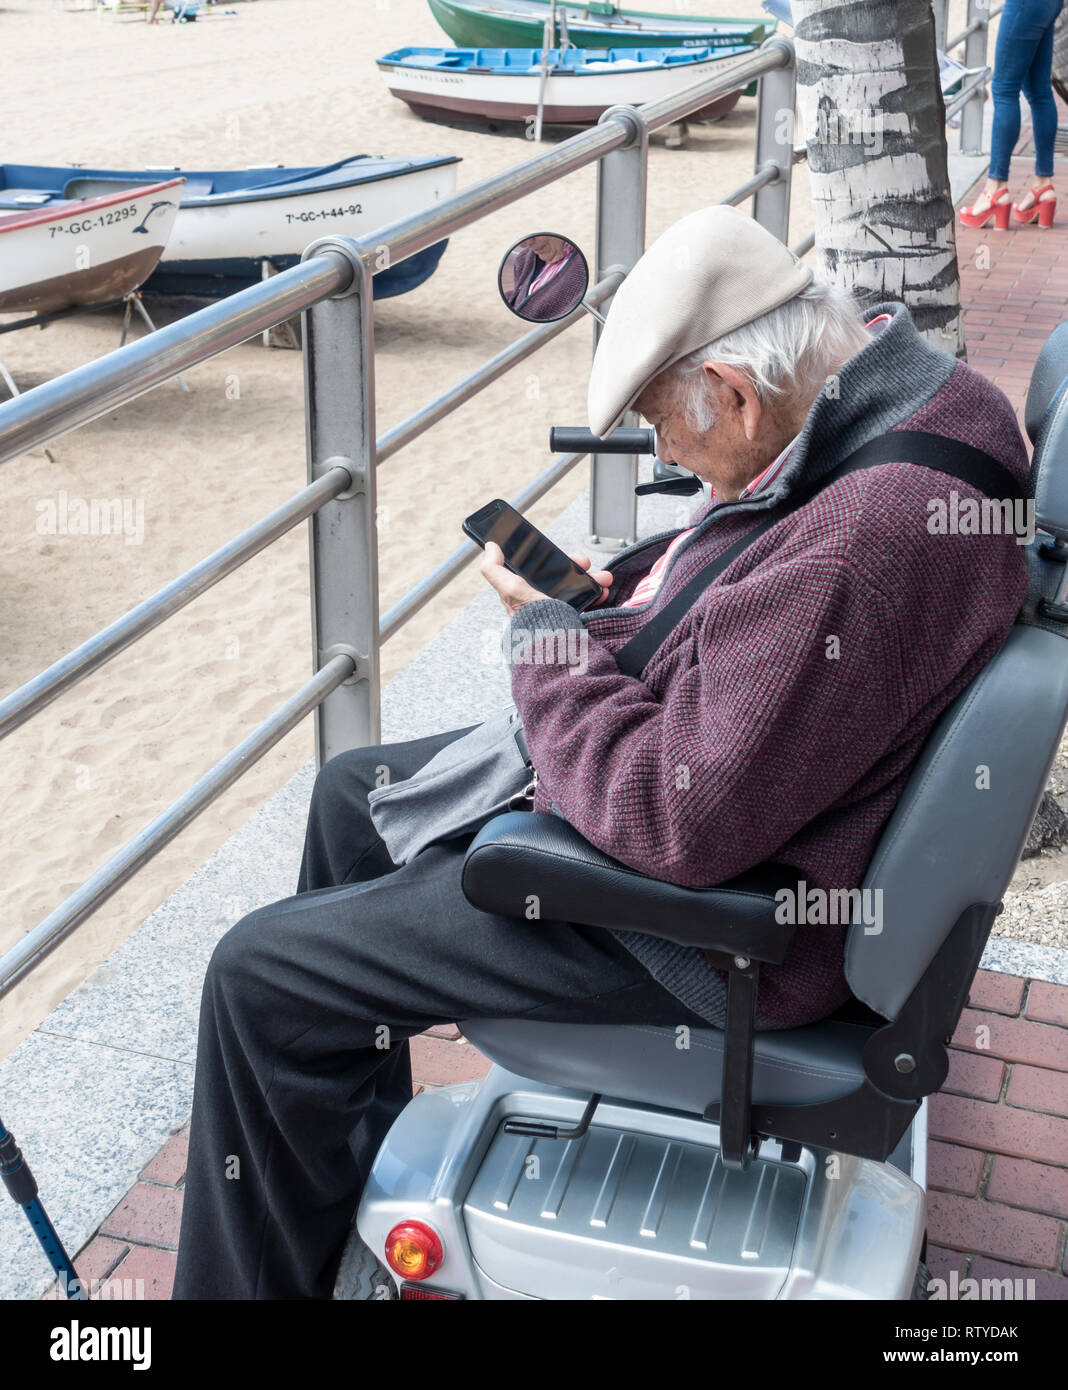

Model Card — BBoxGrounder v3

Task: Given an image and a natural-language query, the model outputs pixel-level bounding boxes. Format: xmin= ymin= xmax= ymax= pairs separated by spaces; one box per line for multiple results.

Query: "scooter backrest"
xmin=846 ymin=368 xmax=1068 ymax=1020
xmin=1025 ymin=321 xmax=1068 ymax=445
xmin=1031 ymin=372 xmax=1068 ymax=547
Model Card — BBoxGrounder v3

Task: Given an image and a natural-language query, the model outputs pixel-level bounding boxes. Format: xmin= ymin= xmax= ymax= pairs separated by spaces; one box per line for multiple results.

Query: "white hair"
xmin=667 ymin=280 xmax=872 ymax=432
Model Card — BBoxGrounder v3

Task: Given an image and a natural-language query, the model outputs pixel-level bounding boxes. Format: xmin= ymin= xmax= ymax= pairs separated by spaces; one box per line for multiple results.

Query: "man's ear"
xmin=702 ymin=361 xmax=762 ymax=440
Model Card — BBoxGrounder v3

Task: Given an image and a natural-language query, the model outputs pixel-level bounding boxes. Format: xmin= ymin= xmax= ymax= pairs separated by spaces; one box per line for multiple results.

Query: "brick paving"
xmin=926 ymin=980 xmax=1068 ymax=1290
xmin=957 ymin=152 xmax=1068 ymax=425
xmin=44 ymin=144 xmax=1068 ymax=1303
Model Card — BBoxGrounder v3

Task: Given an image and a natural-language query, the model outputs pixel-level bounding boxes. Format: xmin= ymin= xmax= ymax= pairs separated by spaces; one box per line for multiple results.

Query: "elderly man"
xmin=173 ymin=206 xmax=1029 ymax=1299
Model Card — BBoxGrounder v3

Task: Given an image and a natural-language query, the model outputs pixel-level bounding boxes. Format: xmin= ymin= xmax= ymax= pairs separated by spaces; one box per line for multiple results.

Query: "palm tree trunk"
xmin=792 ymin=0 xmax=964 ymax=355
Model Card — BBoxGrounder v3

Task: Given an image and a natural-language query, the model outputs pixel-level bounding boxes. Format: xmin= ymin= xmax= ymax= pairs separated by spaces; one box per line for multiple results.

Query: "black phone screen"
xmin=463 ymin=500 xmax=603 ymax=612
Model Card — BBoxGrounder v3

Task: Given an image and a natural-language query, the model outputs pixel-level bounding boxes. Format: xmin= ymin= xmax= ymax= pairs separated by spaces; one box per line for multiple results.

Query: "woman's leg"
xmin=989 ymin=0 xmax=1030 ymax=183
xmin=1021 ymin=1 xmax=1064 ymax=181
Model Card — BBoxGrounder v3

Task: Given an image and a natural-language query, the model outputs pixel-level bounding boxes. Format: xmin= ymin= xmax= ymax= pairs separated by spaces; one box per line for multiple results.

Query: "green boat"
xmin=427 ymin=0 xmax=775 ymax=51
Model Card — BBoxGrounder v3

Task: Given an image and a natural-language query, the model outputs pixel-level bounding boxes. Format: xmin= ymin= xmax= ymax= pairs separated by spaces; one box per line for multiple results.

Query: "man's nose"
xmin=654 ymin=431 xmax=676 ymax=466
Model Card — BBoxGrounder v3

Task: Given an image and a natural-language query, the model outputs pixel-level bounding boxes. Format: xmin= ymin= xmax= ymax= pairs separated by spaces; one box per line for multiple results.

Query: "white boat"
xmin=0 ymin=156 xmax=461 ymax=299
xmin=0 ymin=180 xmax=183 ymax=316
xmin=376 ymin=43 xmax=758 ymax=127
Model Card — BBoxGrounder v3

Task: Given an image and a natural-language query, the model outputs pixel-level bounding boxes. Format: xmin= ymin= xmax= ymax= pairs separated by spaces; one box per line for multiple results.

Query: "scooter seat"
xmin=460 ymin=1016 xmax=871 ymax=1113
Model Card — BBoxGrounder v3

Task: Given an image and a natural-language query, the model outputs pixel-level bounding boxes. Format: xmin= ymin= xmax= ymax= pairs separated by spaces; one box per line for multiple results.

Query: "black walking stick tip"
xmin=0 ymin=1116 xmax=86 ymax=1299
xmin=0 ymin=1121 xmax=38 ymax=1205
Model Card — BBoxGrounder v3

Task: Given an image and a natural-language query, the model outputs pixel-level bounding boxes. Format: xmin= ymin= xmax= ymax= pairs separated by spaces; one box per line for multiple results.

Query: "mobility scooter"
xmin=342 ymin=241 xmax=1068 ymax=1300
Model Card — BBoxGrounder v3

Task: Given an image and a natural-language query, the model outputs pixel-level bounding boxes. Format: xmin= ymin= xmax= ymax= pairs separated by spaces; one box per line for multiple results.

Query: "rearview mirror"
xmin=498 ymin=233 xmax=590 ymax=323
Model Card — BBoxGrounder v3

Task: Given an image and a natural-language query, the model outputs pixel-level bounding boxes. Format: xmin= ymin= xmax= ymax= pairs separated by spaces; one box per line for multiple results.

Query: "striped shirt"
xmin=528 ymin=247 xmax=576 ymax=296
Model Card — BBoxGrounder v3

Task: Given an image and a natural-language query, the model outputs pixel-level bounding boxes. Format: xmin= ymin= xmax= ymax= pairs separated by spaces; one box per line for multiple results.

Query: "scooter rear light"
xmin=399 ymin=1283 xmax=463 ymax=1300
xmin=384 ymin=1220 xmax=444 ymax=1281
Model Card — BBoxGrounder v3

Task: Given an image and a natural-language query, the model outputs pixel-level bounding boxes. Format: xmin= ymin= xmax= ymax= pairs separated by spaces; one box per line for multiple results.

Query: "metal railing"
xmin=932 ymin=0 xmax=1003 ymax=155
xmin=0 ymin=38 xmax=799 ymax=999
xmin=0 ymin=8 xmax=1005 ymax=999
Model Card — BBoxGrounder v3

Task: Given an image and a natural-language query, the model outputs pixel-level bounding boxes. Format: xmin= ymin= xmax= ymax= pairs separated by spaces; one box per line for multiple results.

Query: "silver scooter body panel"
xmin=357 ymin=1063 xmax=926 ymax=1300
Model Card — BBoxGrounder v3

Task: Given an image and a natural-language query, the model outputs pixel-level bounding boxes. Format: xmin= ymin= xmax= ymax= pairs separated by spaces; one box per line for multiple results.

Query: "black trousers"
xmin=171 ymin=726 xmax=707 ymax=1299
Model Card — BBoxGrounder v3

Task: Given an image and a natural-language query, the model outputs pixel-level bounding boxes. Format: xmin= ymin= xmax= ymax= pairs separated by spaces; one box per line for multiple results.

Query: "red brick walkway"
xmin=957 ymin=153 xmax=1068 ymax=422
xmin=48 ymin=155 xmax=1068 ymax=1303
xmin=927 ymin=974 xmax=1068 ymax=1297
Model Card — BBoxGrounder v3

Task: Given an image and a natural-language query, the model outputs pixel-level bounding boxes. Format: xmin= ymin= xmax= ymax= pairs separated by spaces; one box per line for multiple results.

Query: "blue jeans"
xmin=989 ymin=0 xmax=1064 ymax=180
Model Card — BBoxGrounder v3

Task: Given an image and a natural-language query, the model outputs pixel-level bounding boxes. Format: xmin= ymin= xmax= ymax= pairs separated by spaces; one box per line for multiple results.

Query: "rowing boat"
xmin=0 ymin=157 xmax=460 ymax=300
xmin=0 ymin=180 xmax=182 ymax=315
xmin=426 ymin=0 xmax=772 ymax=49
xmin=377 ymin=43 xmax=757 ymax=127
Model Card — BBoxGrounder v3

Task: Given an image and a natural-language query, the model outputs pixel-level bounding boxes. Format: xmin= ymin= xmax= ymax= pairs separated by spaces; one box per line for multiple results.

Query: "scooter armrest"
xmin=461 ymin=812 xmax=797 ymax=965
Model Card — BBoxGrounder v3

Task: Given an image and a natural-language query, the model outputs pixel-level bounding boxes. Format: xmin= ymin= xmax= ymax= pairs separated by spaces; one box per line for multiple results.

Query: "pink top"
xmin=528 ymin=247 xmax=575 ymax=295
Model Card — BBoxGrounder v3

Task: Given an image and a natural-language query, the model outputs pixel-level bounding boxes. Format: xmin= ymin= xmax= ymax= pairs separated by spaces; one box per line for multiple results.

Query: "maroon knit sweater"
xmin=507 ymin=302 xmax=1030 ymax=1029
xmin=506 ymin=246 xmax=588 ymax=320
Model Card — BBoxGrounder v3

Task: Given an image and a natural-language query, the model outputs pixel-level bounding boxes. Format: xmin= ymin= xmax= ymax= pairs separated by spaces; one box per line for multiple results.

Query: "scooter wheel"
xmin=911 ymin=1260 xmax=932 ymax=1301
xmin=333 ymin=1222 xmax=398 ymax=1301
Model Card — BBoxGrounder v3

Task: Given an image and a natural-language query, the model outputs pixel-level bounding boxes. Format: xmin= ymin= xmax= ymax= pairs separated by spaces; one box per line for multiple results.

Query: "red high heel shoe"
xmin=959 ymin=187 xmax=1011 ymax=229
xmin=1013 ymin=184 xmax=1057 ymax=228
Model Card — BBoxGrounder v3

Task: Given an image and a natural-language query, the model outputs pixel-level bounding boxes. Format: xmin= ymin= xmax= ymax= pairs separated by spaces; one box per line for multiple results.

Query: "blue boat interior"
xmin=0 ymin=155 xmax=460 ymax=209
xmin=378 ymin=43 xmax=756 ymax=74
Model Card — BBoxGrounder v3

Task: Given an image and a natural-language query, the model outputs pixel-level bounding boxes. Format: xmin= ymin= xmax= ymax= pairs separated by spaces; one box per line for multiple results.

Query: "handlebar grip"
xmin=549 ymin=427 xmax=656 ymax=455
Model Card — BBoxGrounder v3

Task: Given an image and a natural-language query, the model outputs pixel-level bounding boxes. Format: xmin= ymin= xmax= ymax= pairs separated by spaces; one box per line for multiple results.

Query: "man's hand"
xmin=479 ymin=541 xmax=613 ymax=617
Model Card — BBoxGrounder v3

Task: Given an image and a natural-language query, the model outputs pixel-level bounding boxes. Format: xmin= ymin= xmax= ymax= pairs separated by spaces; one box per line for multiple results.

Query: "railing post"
xmin=589 ymin=105 xmax=647 ymax=548
xmin=301 ymin=237 xmax=380 ymax=767
xmin=752 ymin=37 xmax=796 ymax=244
xmin=961 ymin=0 xmax=988 ymax=156
xmin=930 ymin=0 xmax=949 ymax=53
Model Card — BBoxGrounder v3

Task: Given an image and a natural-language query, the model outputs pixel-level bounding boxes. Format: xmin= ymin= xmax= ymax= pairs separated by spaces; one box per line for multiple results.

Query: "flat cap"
xmin=588 ymin=204 xmax=813 ymax=437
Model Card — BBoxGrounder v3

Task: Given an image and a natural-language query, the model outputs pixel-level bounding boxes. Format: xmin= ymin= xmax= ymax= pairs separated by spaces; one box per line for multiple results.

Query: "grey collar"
xmin=693 ymin=300 xmax=958 ymax=532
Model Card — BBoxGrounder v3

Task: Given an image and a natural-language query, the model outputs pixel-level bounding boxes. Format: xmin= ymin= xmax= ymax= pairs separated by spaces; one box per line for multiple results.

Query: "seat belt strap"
xmin=613 ymin=429 xmax=1026 ymax=680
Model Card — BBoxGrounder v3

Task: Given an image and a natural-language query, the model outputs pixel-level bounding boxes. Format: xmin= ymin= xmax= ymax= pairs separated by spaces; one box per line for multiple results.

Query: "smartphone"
xmin=463 ymin=499 xmax=603 ymax=613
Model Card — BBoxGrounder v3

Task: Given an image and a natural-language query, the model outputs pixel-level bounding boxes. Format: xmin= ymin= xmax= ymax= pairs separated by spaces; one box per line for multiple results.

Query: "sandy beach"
xmin=2 ymin=0 xmax=1016 ymax=1059
xmin=0 ymin=0 xmax=818 ymax=1055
